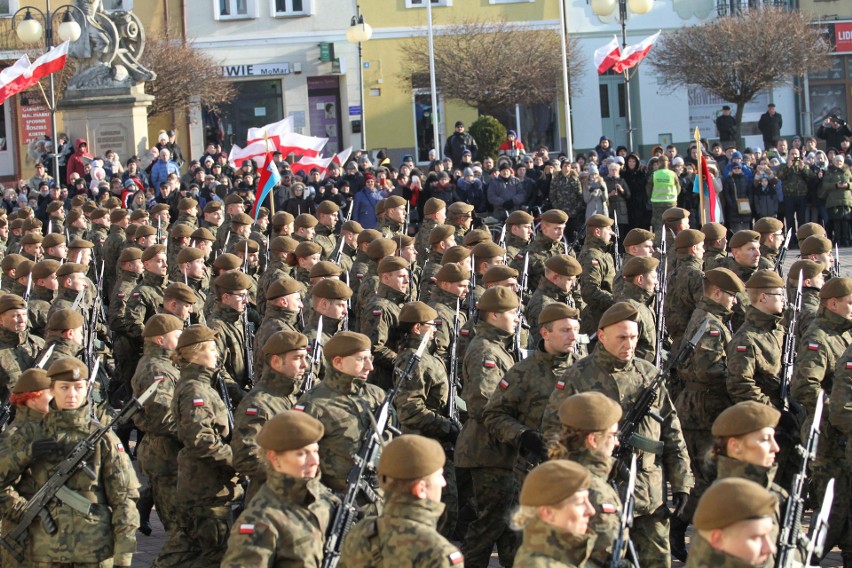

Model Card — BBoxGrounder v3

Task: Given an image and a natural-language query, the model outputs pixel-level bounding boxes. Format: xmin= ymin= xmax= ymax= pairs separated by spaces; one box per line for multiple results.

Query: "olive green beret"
xmin=558 ymin=391 xmax=622 ymax=431
xmin=753 ymin=217 xmax=783 ymax=234
xmin=67 ymin=210 xmax=83 ymax=224
xmin=310 ymin=261 xmax=344 ymax=279
xmin=170 ymin=223 xmax=194 ymax=239
xmin=215 ymin=271 xmax=253 ymax=291
xmin=15 ymin=261 xmax=34 ymax=280
xmin=141 ymin=244 xmax=166 ymax=262
xmin=704 ymin=267 xmax=745 ymax=294
xmin=745 ymin=269 xmax=784 ymax=289
xmin=441 ymin=245 xmax=472 ymax=265
xmin=506 ymin=210 xmax=534 ymax=225
xmin=191 ymin=227 xmax=217 ymax=243
xmin=143 ymin=314 xmax=184 ymax=338
xmin=177 ymin=324 xmax=217 ymax=350
xmin=377 ymin=434 xmax=446 ymax=480
xmin=1 ymin=254 xmax=26 ymax=271
xmin=256 ymin=411 xmax=324 ymax=452
xmin=399 ymin=301 xmax=438 ymax=324
xmin=204 ymin=200 xmax=224 ymax=213
xmin=541 ymin=209 xmax=569 ymax=224
xmin=788 ymin=259 xmax=824 ymax=283
xmin=729 ymin=230 xmax=760 ymax=249
xmin=130 ymin=209 xmax=149 ymax=222
xmin=109 ymin=209 xmax=129 ymax=223
xmin=448 ymin=202 xmax=474 ymax=215
xmin=397 ymin=234 xmax=415 ymax=248
xmin=366 ymin=238 xmax=397 ymax=262
xmin=623 ymin=256 xmax=659 ymax=278
xmin=17 ymin=207 xmax=32 ymax=217
xmin=270 ymin=235 xmax=298 ymax=253
xmin=478 ymin=286 xmax=519 ymax=313
xmin=800 ymin=235 xmax=832 ymax=256
xmin=585 ymin=213 xmax=614 ymax=228
xmin=56 ymin=262 xmax=86 ymax=277
xmin=311 ymin=278 xmax=353 ymax=300
xmin=118 ymin=247 xmax=143 ymax=263
xmin=545 ymin=254 xmax=582 ymax=277
xmin=384 ymin=195 xmax=407 ymax=209
xmin=424 ymin=198 xmax=447 ymax=216
xmin=374 ymin=199 xmax=386 ymax=215
xmin=125 ymin=225 xmax=138 ymax=239
xmin=46 ymin=201 xmax=64 ymax=213
xmin=179 ymin=197 xmax=198 ymax=211
xmin=22 ymin=218 xmax=42 ymax=231
xmin=662 ymin=207 xmax=690 ymax=222
xmin=295 ymin=241 xmax=322 ymax=257
xmin=150 ymin=204 xmax=170 ymax=215
xmin=694 ymin=478 xmax=777 ymax=531
xmin=42 ymin=233 xmax=65 ymax=249
xmin=266 ymin=278 xmax=304 ymax=300
xmin=104 ymin=197 xmax=122 ymax=209
xmin=539 ymin=303 xmax=580 ymax=326
xmin=213 ymin=253 xmax=242 ymax=271
xmin=12 ymin=368 xmax=50 ymax=394
xmin=9 ymin=219 xmax=23 ymax=230
xmin=316 ymin=200 xmax=340 ymax=215
xmin=674 ymin=229 xmax=705 ymax=249
xmin=234 ymin=238 xmax=260 ymax=254
xmin=520 ymin=460 xmax=592 ymax=506
xmin=436 ymin=262 xmax=470 ymax=283
xmin=324 ymin=331 xmax=371 ymax=359
xmin=134 ymin=225 xmax=157 ymax=239
xmin=294 ymin=213 xmax=318 ymax=229
xmin=378 ymin=256 xmax=410 ymax=274
xmin=224 ymin=193 xmax=245 ymax=206
xmin=230 ymin=212 xmax=254 ymax=226
xmin=483 ymin=265 xmax=518 ymax=284
xmin=796 ymin=222 xmax=825 ymax=242
xmin=463 ymin=229 xmax=493 ymax=248
xmin=471 ymin=241 xmax=505 ymax=260
xmin=623 ymin=228 xmax=655 ymax=247
xmin=21 ymin=233 xmax=43 ymax=245
xmin=429 ymin=224 xmax=456 ymax=245
xmin=271 ymin=211 xmax=295 ymax=229
xmin=263 ymin=330 xmax=308 ymax=355
xmin=71 ymin=195 xmax=88 ymax=207
xmin=68 ymin=238 xmax=93 ymax=250
xmin=0 ymin=294 xmax=25 ymax=313
xmin=712 ymin=401 xmax=781 ymax=437
xmin=176 ymin=247 xmax=205 ymax=264
xmin=820 ymin=277 xmax=852 ymax=299
xmin=163 ymin=283 xmax=197 ymax=304
xmin=598 ymin=301 xmax=639 ymax=329
xmin=341 ymin=220 xmax=363 ymax=234
xmin=357 ymin=229 xmax=382 ymax=246
xmin=32 ymin=260 xmax=60 ymax=281
xmin=47 ymin=308 xmax=85 ymax=331
xmin=47 ymin=357 xmax=88 ymax=382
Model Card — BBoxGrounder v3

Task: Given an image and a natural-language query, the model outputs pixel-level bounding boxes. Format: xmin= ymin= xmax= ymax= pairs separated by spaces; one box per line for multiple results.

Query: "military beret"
xmin=191 ymin=227 xmax=216 ymax=243
xmin=130 ymin=210 xmax=149 ymax=222
xmin=471 ymin=241 xmax=505 ymax=260
xmin=796 ymin=222 xmax=826 ymax=242
xmin=68 ymin=238 xmax=94 ymax=250
xmin=294 ymin=241 xmax=322 ymax=258
xmin=46 ymin=201 xmax=64 ymax=213
xmin=21 ymin=233 xmax=43 ymax=245
xmin=32 ymin=260 xmax=60 ymax=281
xmin=176 ymin=247 xmax=205 ymax=264
xmin=424 ymin=198 xmax=447 ymax=216
xmin=598 ymin=302 xmax=639 ymax=329
xmin=316 ymin=200 xmax=340 ymax=215
xmin=357 ymin=229 xmax=382 ymax=246
xmin=213 ymin=253 xmax=242 ymax=271
xmin=378 ymin=256 xmax=409 ymax=274
xmin=622 ymin=256 xmax=659 ymax=278
xmin=67 ymin=210 xmax=83 ymax=224
xmin=270 ymin=236 xmax=298 ymax=254
xmin=674 ymin=229 xmax=705 ymax=249
xmin=311 ymin=278 xmax=353 ymax=300
xmin=204 ymin=200 xmax=224 ymax=213
xmin=256 ymin=410 xmax=324 ymax=452
xmin=104 ymin=197 xmax=122 ymax=209
xmin=256 ymin=207 xmax=270 ymax=220
xmin=118 ymin=247 xmax=143 ymax=263
xmin=71 ymin=195 xmax=88 ymax=207
xmin=324 ymin=331 xmax=371 ymax=360
xmin=367 ymin=238 xmax=397 ymax=262
xmin=788 ymin=259 xmax=824 ymax=283
xmin=545 ymin=254 xmax=582 ymax=277
xmin=263 ymin=330 xmax=308 ymax=355
xmin=47 ymin=308 xmax=85 ymax=331
xmin=428 ymin=224 xmax=456 ymax=245
xmin=294 ymin=214 xmax=318 ymax=229
xmin=15 ymin=260 xmax=34 ymax=280
xmin=47 ymin=357 xmax=88 ymax=382
xmin=585 ymin=213 xmax=614 ymax=228
xmin=482 ymin=265 xmax=518 ymax=284
xmin=378 ymin=434 xmax=446 ymax=480
xmin=234 ymin=238 xmax=260 ymax=254
xmin=753 ymin=217 xmax=784 ymax=234
xmin=56 ymin=262 xmax=86 ymax=277
xmin=215 ymin=271 xmax=253 ymax=291
xmin=506 ymin=210 xmax=534 ymax=225
xmin=265 ymin=278 xmax=304 ymax=300
xmin=701 ymin=223 xmax=728 ymax=243
xmin=478 ymin=286 xmax=519 ymax=313
xmin=463 ymin=229 xmax=493 ymax=248
xmin=134 ymin=225 xmax=157 ymax=239
xmin=694 ymin=478 xmax=777 ymax=531
xmin=170 ymin=224 xmax=194 ymax=239
xmin=820 ymin=277 xmax=852 ymax=299
xmin=712 ymin=400 xmax=781 ymax=437
xmin=310 ymin=261 xmax=344 ymax=279
xmin=441 ymin=245 xmax=472 ymax=265
xmin=558 ymin=391 xmax=622 ymax=431
xmin=729 ymin=230 xmax=760 ymax=249
xmin=541 ymin=209 xmax=569 ymax=224
xmin=341 ymin=220 xmax=363 ymax=234
xmin=125 ymin=225 xmax=138 ymax=239
xmin=142 ymin=244 xmax=166 ymax=262
xmin=1 ymin=254 xmax=26 ymax=271
xmin=143 ymin=314 xmax=184 ymax=338
xmin=271 ymin=211 xmax=295 ymax=229
xmin=539 ymin=303 xmax=580 ymax=326
xmin=623 ymin=228 xmax=655 ymax=247
xmin=9 ymin=219 xmax=23 ymax=230
xmin=374 ymin=199 xmax=386 ymax=216
xmin=704 ymin=267 xmax=745 ymax=294
xmin=384 ymin=195 xmax=407 ymax=209
xmin=520 ymin=460 xmax=592 ymax=507
xmin=436 ymin=262 xmax=471 ymax=283
xmin=150 ymin=204 xmax=170 ymax=215
xmin=800 ymin=235 xmax=832 ymax=256
xmin=17 ymin=207 xmax=32 ymax=217
xmin=22 ymin=218 xmax=42 ymax=231
xmin=230 ymin=212 xmax=254 ymax=226
xmin=179 ymin=198 xmax=198 ymax=211
xmin=399 ymin=301 xmax=438 ymax=324
xmin=12 ymin=368 xmax=50 ymax=394
xmin=176 ymin=324 xmax=217 ymax=350
xmin=163 ymin=282 xmax=197 ymax=304
xmin=0 ymin=294 xmax=25 ymax=313
xmin=448 ymin=202 xmax=474 ymax=215
xmin=109 ymin=209 xmax=129 ymax=223
xmin=745 ymin=269 xmax=785 ymax=289
xmin=224 ymin=193 xmax=245 ymax=206
xmin=662 ymin=207 xmax=690 ymax=222
xmin=397 ymin=234 xmax=415 ymax=248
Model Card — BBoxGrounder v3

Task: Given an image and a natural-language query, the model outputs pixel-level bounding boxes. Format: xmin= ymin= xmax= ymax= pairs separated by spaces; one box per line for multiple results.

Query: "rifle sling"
xmin=626 ymin=432 xmax=664 ymax=455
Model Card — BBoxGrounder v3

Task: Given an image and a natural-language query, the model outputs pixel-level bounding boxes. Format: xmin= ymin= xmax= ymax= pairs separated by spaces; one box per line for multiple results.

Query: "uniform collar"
xmin=382 ymin=492 xmax=446 ymax=526
xmin=323 ymin=366 xmax=367 ymax=395
xmin=716 ymin=455 xmax=777 ymax=489
xmin=591 ymin=342 xmax=633 ymax=372
xmin=519 ymin=516 xmax=595 ymax=565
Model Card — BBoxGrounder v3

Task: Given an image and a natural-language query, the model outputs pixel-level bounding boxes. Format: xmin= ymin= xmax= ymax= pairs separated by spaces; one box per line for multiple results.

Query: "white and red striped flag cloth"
xmin=0 ymin=41 xmax=69 ymax=105
xmin=612 ymin=31 xmax=661 ymax=73
xmin=594 ymin=35 xmax=621 ymax=74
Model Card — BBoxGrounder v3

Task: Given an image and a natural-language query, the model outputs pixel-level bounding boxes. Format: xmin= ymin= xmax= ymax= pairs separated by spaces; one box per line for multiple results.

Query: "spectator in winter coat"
xmin=457 ymin=168 xmax=488 ymax=214
xmin=352 ymin=174 xmax=386 ymax=229
xmin=151 ymin=149 xmax=180 ymax=196
xmin=594 ymin=136 xmax=616 ymax=161
xmin=498 ymin=130 xmax=525 ymax=161
xmin=444 ymin=121 xmax=478 ymax=166
xmin=583 ymin=164 xmax=608 ymax=220
xmin=723 ymin=163 xmax=753 ymax=231
xmin=487 ymin=163 xmax=525 ymax=218
xmin=623 ymin=153 xmax=649 ymax=232
xmin=604 ymin=162 xmax=630 ymax=232
xmin=430 ymin=172 xmax=459 ymax=205
xmin=65 ymin=138 xmax=92 ymax=186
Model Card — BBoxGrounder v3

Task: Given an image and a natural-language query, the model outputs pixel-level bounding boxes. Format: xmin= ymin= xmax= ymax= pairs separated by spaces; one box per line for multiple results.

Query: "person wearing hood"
xmin=352 ymin=174 xmax=386 ymax=229
xmin=488 ymin=163 xmax=525 ymax=218
xmin=65 ymin=138 xmax=92 ymax=186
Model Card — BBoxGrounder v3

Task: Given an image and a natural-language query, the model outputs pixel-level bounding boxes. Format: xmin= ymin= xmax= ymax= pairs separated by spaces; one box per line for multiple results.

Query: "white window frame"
xmin=412 ymin=88 xmax=445 ymax=166
xmin=213 ymin=0 xmax=258 ymax=21
xmin=405 ymin=0 xmax=452 ymax=8
xmin=270 ymin=0 xmax=312 ymax=17
xmin=0 ymin=0 xmax=19 ymax=18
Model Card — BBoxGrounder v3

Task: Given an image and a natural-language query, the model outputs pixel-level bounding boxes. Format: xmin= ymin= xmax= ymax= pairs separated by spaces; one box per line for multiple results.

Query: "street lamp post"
xmin=14 ymin=0 xmax=84 ymax=181
xmin=346 ymin=6 xmax=372 ymax=151
xmin=590 ymin=0 xmax=653 ymax=152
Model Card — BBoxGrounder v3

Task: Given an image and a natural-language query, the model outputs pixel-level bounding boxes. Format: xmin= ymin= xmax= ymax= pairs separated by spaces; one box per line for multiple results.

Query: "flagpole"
xmin=265 ymin=132 xmax=275 ymax=217
xmin=694 ymin=126 xmax=705 ymax=226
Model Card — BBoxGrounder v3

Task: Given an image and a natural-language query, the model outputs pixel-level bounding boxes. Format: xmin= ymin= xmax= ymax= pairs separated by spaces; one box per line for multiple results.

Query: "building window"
xmin=272 ymin=0 xmax=310 ymax=16
xmin=406 ymin=0 xmax=452 ymax=8
xmin=0 ymin=0 xmax=18 ymax=17
xmin=488 ymin=0 xmax=534 ymax=3
xmin=215 ymin=0 xmax=257 ymax=20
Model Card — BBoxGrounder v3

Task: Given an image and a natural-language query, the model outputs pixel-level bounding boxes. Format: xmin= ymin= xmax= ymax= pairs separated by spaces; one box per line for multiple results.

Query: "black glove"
xmin=671 ymin=492 xmax=689 ymax=518
xmin=443 ymin=421 xmax=460 ymax=445
xmin=31 ymin=439 xmax=61 ymax=460
xmin=503 ymin=200 xmax=514 ymax=210
xmin=519 ymin=430 xmax=547 ymax=460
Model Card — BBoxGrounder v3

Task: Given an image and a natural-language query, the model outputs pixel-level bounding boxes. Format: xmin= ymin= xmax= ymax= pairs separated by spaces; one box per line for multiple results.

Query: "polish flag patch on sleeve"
xmin=132 ymin=292 xmax=140 ymax=297
xmin=356 ymin=273 xmax=364 ymax=279
xmin=846 ymin=360 xmax=852 ymax=370
xmin=601 ymin=503 xmax=617 ymax=513
xmin=117 ymin=443 xmax=125 ymax=453
xmin=460 ymin=329 xmax=470 ymax=336
xmin=709 ymin=330 xmax=720 ymax=337
xmin=117 ymin=293 xmax=125 ymax=299
xmin=294 ymin=404 xmax=306 ymax=412
xmin=736 ymin=345 xmax=748 ymax=352
xmin=499 ymin=379 xmax=509 ymax=390
xmin=192 ymin=398 xmax=204 ymax=407
xmin=238 ymin=524 xmax=255 ymax=534
xmin=555 ymin=380 xmax=565 ymax=390
xmin=245 ymin=407 xmax=258 ymax=416
xmin=449 ymin=551 xmax=464 ymax=565
xmin=483 ymin=360 xmax=497 ymax=369
xmin=591 ymin=260 xmax=599 ymax=266
xmin=372 ymin=309 xmax=382 ymax=316
xmin=807 ymin=343 xmax=819 ymax=351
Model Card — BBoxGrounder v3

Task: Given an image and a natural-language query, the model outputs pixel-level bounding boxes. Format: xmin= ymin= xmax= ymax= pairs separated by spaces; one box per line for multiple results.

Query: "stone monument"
xmin=58 ymin=0 xmax=156 ymax=161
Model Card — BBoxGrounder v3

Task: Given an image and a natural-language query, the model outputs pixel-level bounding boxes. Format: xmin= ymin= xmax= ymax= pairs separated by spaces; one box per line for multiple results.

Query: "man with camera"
xmin=777 ymin=148 xmax=814 ymax=245
xmin=816 ymin=114 xmax=852 ymax=151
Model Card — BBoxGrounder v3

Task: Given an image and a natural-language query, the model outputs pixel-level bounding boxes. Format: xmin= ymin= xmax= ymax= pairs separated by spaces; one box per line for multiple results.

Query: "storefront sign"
xmin=835 ymin=22 xmax=852 ymax=54
xmin=18 ymin=90 xmax=50 ymax=145
xmin=219 ymin=63 xmax=291 ymax=78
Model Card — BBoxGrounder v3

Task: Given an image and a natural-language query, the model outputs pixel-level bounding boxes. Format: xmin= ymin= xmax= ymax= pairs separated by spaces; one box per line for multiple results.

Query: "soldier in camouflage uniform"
xmin=800 ymin=234 xmax=834 ymax=282
xmin=176 ymin=197 xmax=199 ymax=229
xmin=614 ymin=228 xmax=655 ymax=297
xmin=398 ymin=234 xmax=421 ymax=302
xmin=469 ymin=241 xmax=506 ymax=309
xmin=303 ymin=279 xmax=351 ymax=383
xmin=42 ymin=233 xmax=67 ymax=263
xmin=754 ymin=217 xmax=784 ymax=272
xmin=830 ymin=330 xmax=852 ymax=567
xmin=659 ymin=207 xmax=690 ymax=273
xmin=541 ymin=302 xmax=693 ymax=568
xmin=448 ymin=201 xmax=475 ymax=243
xmin=5 ymin=219 xmax=22 ymax=256
xmin=222 ymin=411 xmax=338 ymax=567
xmin=428 ymin=262 xmax=470 ymax=368
xmin=361 ymin=256 xmax=410 ymax=390
xmin=382 ymin=195 xmax=408 ymax=238
xmin=525 ymin=255 xmax=580 ymax=349
xmin=66 ymin=208 xmax=90 ymax=244
xmin=175 ymin=247 xmax=209 ymax=325
xmin=292 ymin=212 xmax=318 ymax=246
xmin=336 ymin=220 xmax=362 ymax=275
xmin=0 ymin=217 xmax=7 ymax=259
xmin=293 ymin=240 xmax=323 ymax=290
xmin=191 ymin=226 xmax=217 ymax=267
xmin=255 ymin=235 xmax=298 ymax=316
xmin=0 ymin=357 xmax=140 ymax=567
xmin=340 ymin=434 xmax=464 ymax=568
xmin=419 ymin=226 xmax=459 ymax=305
xmin=354 ymin=238 xmax=397 ymax=329
xmin=27 ymin=259 xmax=60 ymax=338
xmin=166 ymin=223 xmax=194 ymax=282
xmin=720 ymin=230 xmax=761 ymax=332
xmin=0 ymin=253 xmax=27 ymax=296
xmin=347 ymin=228 xmax=381 ymax=312
xmin=665 ymin=229 xmax=706 ymax=350
xmin=201 ymin=200 xmax=225 ymax=235
xmin=233 ymin=331 xmax=309 ymax=502
xmin=549 ymin=160 xmax=584 ymax=238
xmin=130 ymin=314 xmax=194 ymax=568
xmin=254 ymin=278 xmax=303 ymax=374
xmin=161 ymin=283 xmax=199 ymax=328
xmin=786 ymin=259 xmax=824 ymax=341
xmin=207 ymin=271 xmax=253 ymax=395
xmin=214 ymin=194 xmax=247 ymax=253
xmin=0 ymin=294 xmax=45 ymax=400
xmin=101 ymin=208 xmax=129 ymax=296
xmin=45 ymin=262 xmax=89 ymax=324
xmin=313 ymin=200 xmax=339 ymax=260
xmin=455 ymin=287 xmax=521 ymax=568
xmin=19 ymin=232 xmax=43 ymax=262
xmin=701 ymin=222 xmax=728 ymax=272
xmin=510 ymin=208 xmax=569 ymax=293
xmin=615 ymin=256 xmax=659 ymax=362
xmin=415 ymin=197 xmax=447 ymax=266
xmin=502 ymin=210 xmax=533 ymax=261
xmin=578 ymin=214 xmax=616 ymax=337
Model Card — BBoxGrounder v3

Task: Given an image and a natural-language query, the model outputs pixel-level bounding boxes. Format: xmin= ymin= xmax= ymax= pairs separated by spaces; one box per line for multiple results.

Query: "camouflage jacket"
xmin=120 ymin=271 xmax=169 ymax=340
xmin=68 ymin=224 xmax=89 ymax=244
xmin=526 ymin=278 xmax=571 ymax=348
xmin=207 ymin=302 xmax=250 ymax=391
xmin=27 ymin=285 xmax=55 ymax=339
xmin=418 ymin=250 xmax=444 ymax=305
xmin=511 ymin=232 xmax=569 ymax=293
xmin=702 ymin=246 xmax=727 ymax=272
xmin=578 ymin=236 xmax=616 ymax=335
xmin=429 ymin=287 xmax=467 ymax=368
xmin=171 ymin=362 xmax=239 ymax=507
xmin=414 ymin=218 xmax=439 ymax=266
xmin=255 ymin=258 xmax=292 ymax=316
xmin=184 ymin=275 xmax=208 ymax=326
xmin=787 ymin=284 xmax=820 ymax=343
xmin=0 ymin=327 xmax=44 ymax=401
xmin=348 ymin=250 xmax=371 ymax=306
xmin=514 ymin=516 xmax=595 ymax=568
xmin=1 ymin=276 xmax=24 ymax=297
xmin=254 ymin=306 xmax=300 ymax=377
xmin=684 ymin=534 xmax=761 ymax=568
xmin=726 ymin=306 xmax=785 ymax=409
xmin=107 ymin=269 xmax=141 ymax=328
xmin=615 ymin=282 xmax=657 ymax=363
xmin=295 ymin=366 xmax=386 ymax=493
xmin=549 ymin=171 xmax=584 ymax=218
xmin=130 ymin=343 xmax=182 ymax=479
xmin=339 ymin=243 xmax=357 ymax=275
xmin=101 ymin=225 xmax=126 ymax=293
xmin=758 ymin=243 xmax=779 ymax=272
xmin=314 ymin=224 xmax=337 ymax=260
xmin=393 ymin=334 xmax=454 ymax=439
xmin=541 ymin=344 xmax=693 ymax=514
xmin=505 ymin=233 xmax=530 ymax=263
xmin=221 ymin=472 xmax=337 ymax=568
xmin=455 ymin=322 xmax=517 ymax=469
xmin=304 ymin=312 xmax=344 ymax=384
xmin=719 ymin=257 xmax=757 ymax=332
xmin=361 ymin=284 xmax=407 ymax=389
xmin=0 ymin=402 xmax=139 ymax=565
xmin=177 ymin=212 xmax=198 ymax=229
xmin=355 ymin=267 xmax=380 ymax=324
xmin=665 ymin=254 xmax=705 ymax=344
xmin=0 ymin=405 xmax=45 ymax=521
xmin=612 ymin=252 xmax=636 ymax=298
xmin=339 ymin=493 xmax=463 ymax=568
xmin=830 ymin=342 xmax=852 ymax=466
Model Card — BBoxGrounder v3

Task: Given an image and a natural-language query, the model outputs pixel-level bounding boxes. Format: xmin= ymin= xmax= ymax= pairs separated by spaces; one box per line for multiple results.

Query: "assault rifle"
xmin=569 ymin=226 xmax=586 ymax=255
xmin=497 ymin=222 xmax=507 ymax=250
xmin=653 ymin=231 xmax=669 ymax=370
xmin=445 ymin=299 xmax=462 ymax=456
xmin=774 ymin=228 xmax=792 ymax=275
xmin=86 ymin=260 xmax=106 ymax=373
xmin=0 ymin=344 xmax=54 ymax=430
xmin=612 ymin=211 xmax=622 ymax=273
xmin=611 ymin=454 xmax=639 ymax=568
xmin=242 ymin=241 xmax=255 ymax=390
xmin=779 ymin=271 xmax=803 ymax=412
xmin=514 ymin=253 xmax=530 ymax=361
xmin=321 ymin=331 xmax=430 ymax=568
xmin=776 ymin=391 xmax=826 ymax=568
xmin=832 ymin=242 xmax=841 ymax=278
xmin=330 ymin=231 xmax=347 ymax=265
xmin=301 ymin=317 xmax=323 ymax=395
xmin=802 ymin=478 xmax=835 ymax=567
xmin=215 ymin=359 xmax=235 ymax=438
xmin=23 ymin=273 xmax=32 ymax=304
xmin=0 ymin=378 xmax=161 ymax=562
xmin=468 ymin=254 xmax=477 ymax=320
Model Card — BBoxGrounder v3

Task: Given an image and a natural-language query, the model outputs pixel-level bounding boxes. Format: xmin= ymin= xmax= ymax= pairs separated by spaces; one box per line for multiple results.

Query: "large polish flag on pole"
xmin=0 ymin=41 xmax=69 ymax=105
xmin=0 ymin=55 xmax=33 ymax=105
xmin=612 ymin=31 xmax=661 ymax=73
xmin=594 ymin=36 xmax=621 ymax=74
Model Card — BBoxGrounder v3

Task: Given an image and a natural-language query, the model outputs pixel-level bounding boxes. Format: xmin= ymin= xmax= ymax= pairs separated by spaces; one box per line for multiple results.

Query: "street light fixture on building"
xmin=346 ymin=8 xmax=372 ymax=151
xmin=590 ymin=0 xmax=653 ymax=152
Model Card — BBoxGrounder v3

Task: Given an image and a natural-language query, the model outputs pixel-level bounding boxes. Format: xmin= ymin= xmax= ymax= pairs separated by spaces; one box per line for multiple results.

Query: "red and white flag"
xmin=27 ymin=41 xmax=69 ymax=82
xmin=246 ymin=116 xmax=294 ymax=145
xmin=332 ymin=146 xmax=352 ymax=168
xmin=594 ymin=36 xmax=621 ymax=75
xmin=0 ymin=55 xmax=33 ymax=105
xmin=0 ymin=41 xmax=69 ymax=105
xmin=290 ymin=154 xmax=334 ymax=176
xmin=276 ymin=131 xmax=328 ymax=159
xmin=612 ymin=31 xmax=660 ymax=73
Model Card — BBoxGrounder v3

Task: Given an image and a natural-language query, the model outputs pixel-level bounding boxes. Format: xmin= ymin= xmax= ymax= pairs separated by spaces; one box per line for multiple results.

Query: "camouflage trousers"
xmin=461 ymin=467 xmax=521 ymax=568
xmin=18 ymin=561 xmax=114 ymax=567
xmin=150 ymin=474 xmax=196 ymax=568
xmin=651 ymin=202 xmax=676 ymax=236
xmin=633 ymin=506 xmax=671 ymax=568
xmin=437 ymin=459 xmax=458 ymax=540
xmin=182 ymin=504 xmax=233 ymax=568
xmin=812 ymin=466 xmax=852 ymax=559
xmin=681 ymin=428 xmax=716 ymax=522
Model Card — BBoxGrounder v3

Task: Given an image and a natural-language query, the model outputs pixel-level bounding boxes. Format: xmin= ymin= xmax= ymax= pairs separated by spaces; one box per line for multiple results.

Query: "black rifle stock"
xmin=780 ymin=272 xmax=803 ymax=412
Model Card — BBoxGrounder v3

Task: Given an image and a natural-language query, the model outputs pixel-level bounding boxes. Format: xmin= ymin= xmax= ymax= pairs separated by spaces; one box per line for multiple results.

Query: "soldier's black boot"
xmin=669 ymin=515 xmax=689 ymax=562
xmin=137 ymin=485 xmax=154 ymax=536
